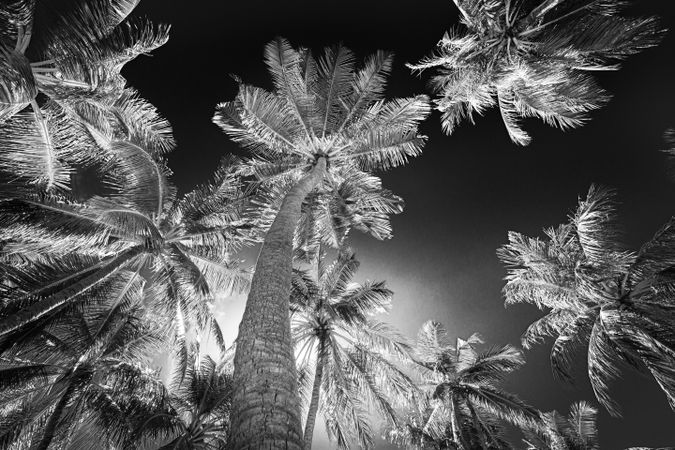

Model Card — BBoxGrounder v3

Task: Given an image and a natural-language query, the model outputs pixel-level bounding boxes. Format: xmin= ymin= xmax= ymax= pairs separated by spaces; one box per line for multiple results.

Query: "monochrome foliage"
xmin=0 ymin=1 xmax=671 ymax=449
xmin=386 ymin=321 xmax=542 ymax=449
xmin=291 ymin=249 xmax=416 ymax=449
xmin=499 ymin=185 xmax=675 ymax=415
xmin=411 ymin=0 xmax=662 ymax=145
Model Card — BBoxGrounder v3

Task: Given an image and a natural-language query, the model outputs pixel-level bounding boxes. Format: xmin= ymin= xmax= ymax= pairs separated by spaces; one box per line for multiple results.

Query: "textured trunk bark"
xmin=229 ymin=158 xmax=326 ymax=450
xmin=303 ymin=338 xmax=326 ymax=448
xmin=33 ymin=382 xmax=76 ymax=450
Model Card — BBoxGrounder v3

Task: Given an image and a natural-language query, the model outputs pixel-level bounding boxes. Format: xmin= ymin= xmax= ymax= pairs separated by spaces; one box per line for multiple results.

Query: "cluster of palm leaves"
xmin=0 ymin=0 xmax=671 ymax=448
xmin=522 ymin=401 xmax=600 ymax=450
xmin=0 ymin=0 xmax=171 ymax=190
xmin=0 ymin=279 xmax=166 ymax=449
xmin=498 ymin=185 xmax=675 ymax=416
xmin=385 ymin=321 xmax=542 ymax=450
xmin=410 ymin=0 xmax=663 ymax=145
xmin=127 ymin=353 xmax=234 ymax=450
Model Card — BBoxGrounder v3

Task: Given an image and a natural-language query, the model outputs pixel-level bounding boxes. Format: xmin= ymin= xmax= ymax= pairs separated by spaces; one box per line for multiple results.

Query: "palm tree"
xmin=498 ymin=185 xmax=675 ymax=415
xmin=212 ymin=37 xmax=430 ymax=448
xmin=0 ymin=0 xmax=170 ymax=190
xmin=130 ymin=354 xmax=233 ymax=450
xmin=290 ymin=248 xmax=416 ymax=449
xmin=522 ymin=401 xmax=599 ymax=450
xmin=0 ymin=146 xmax=252 ymax=376
xmin=0 ymin=272 xmax=167 ymax=450
xmin=409 ymin=0 xmax=662 ymax=145
xmin=386 ymin=321 xmax=541 ymax=449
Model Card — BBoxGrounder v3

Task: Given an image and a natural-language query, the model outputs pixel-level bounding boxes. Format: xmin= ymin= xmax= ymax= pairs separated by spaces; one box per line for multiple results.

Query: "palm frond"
xmin=331 ymin=281 xmax=392 ymax=325
xmin=415 ymin=320 xmax=454 ymax=364
xmin=317 ymin=44 xmax=355 ymax=137
xmin=572 ymin=184 xmax=622 ymax=263
xmin=587 ymin=318 xmax=623 ymax=416
xmin=628 ymin=217 xmax=675 ymax=288
xmin=463 ymin=384 xmax=542 ymax=433
xmin=336 ymin=50 xmax=394 ymax=134
xmin=567 ymin=401 xmax=599 ymax=449
xmin=459 ymin=344 xmax=525 ymax=385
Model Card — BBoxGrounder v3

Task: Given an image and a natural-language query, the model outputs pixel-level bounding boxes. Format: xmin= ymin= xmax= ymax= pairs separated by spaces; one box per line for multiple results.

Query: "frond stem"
xmin=520 ymin=0 xmax=601 ymax=37
xmin=30 ymin=99 xmax=57 ymax=190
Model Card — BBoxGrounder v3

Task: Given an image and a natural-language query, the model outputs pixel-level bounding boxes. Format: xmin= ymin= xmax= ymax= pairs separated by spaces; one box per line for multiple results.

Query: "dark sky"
xmin=123 ymin=1 xmax=675 ymax=447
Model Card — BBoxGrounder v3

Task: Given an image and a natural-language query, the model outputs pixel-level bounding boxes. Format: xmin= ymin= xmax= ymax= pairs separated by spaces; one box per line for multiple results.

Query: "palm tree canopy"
xmin=498 ymin=185 xmax=675 ymax=416
xmin=290 ymin=248 xmax=416 ymax=449
xmin=213 ymin=37 xmax=430 ymax=250
xmin=386 ymin=321 xmax=542 ymax=449
xmin=129 ymin=354 xmax=233 ymax=450
xmin=0 ymin=144 xmax=254 ymax=377
xmin=409 ymin=0 xmax=663 ymax=145
xmin=0 ymin=0 xmax=170 ymax=190
xmin=0 ymin=275 xmax=167 ymax=449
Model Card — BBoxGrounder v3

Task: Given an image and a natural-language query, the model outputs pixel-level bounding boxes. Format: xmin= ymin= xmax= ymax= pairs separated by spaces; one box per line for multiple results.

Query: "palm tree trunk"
xmin=0 ymin=246 xmax=144 ymax=338
xmin=303 ymin=337 xmax=326 ymax=448
xmin=33 ymin=382 xmax=77 ymax=450
xmin=229 ymin=158 xmax=326 ymax=450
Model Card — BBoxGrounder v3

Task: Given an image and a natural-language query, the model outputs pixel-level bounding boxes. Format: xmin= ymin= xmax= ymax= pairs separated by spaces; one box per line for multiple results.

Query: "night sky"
xmin=122 ymin=1 xmax=675 ymax=447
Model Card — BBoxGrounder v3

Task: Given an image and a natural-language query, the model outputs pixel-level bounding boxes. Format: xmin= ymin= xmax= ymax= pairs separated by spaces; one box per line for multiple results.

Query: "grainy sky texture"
xmin=119 ymin=0 xmax=675 ymax=447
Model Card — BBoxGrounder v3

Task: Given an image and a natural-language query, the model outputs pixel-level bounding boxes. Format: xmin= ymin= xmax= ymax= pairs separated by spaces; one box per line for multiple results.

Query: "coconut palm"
xmin=0 ymin=0 xmax=170 ymax=190
xmin=0 ymin=145 xmax=253 ymax=376
xmin=386 ymin=321 xmax=541 ymax=450
xmin=0 ymin=272 xmax=167 ymax=450
xmin=212 ymin=37 xmax=430 ymax=448
xmin=498 ymin=185 xmax=675 ymax=415
xmin=523 ymin=401 xmax=599 ymax=450
xmin=128 ymin=354 xmax=233 ymax=450
xmin=290 ymin=248 xmax=416 ymax=449
xmin=409 ymin=0 xmax=662 ymax=145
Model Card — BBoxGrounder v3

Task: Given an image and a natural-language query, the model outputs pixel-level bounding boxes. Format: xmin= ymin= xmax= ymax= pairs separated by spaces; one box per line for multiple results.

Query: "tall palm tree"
xmin=290 ymin=249 xmax=416 ymax=449
xmin=0 ymin=146 xmax=252 ymax=376
xmin=0 ymin=0 xmax=170 ymax=190
xmin=498 ymin=185 xmax=675 ymax=415
xmin=409 ymin=0 xmax=662 ymax=145
xmin=522 ymin=401 xmax=599 ymax=450
xmin=386 ymin=321 xmax=541 ymax=449
xmin=0 ymin=272 xmax=167 ymax=450
xmin=129 ymin=354 xmax=234 ymax=450
xmin=213 ymin=37 xmax=430 ymax=448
